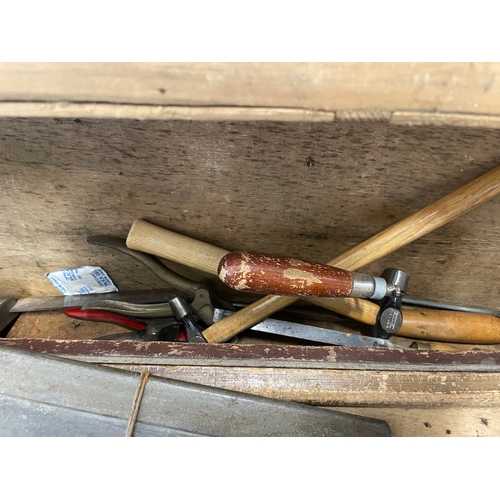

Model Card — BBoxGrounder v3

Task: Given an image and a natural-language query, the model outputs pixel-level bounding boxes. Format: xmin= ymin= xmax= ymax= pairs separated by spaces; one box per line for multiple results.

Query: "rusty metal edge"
xmin=2 ymin=338 xmax=500 ymax=372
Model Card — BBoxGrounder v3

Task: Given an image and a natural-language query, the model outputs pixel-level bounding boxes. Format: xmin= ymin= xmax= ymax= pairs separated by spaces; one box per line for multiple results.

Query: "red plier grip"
xmin=63 ymin=307 xmax=148 ymax=331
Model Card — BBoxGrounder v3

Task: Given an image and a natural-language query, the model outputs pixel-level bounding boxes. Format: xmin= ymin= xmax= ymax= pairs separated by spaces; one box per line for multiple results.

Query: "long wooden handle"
xmin=218 ymin=251 xmax=356 ymax=297
xmin=200 ymin=164 xmax=500 ymax=342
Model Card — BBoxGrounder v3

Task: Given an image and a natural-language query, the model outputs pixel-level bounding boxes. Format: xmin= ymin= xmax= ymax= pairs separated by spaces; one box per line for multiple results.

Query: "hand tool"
xmin=218 ymin=251 xmax=402 ymax=299
xmin=218 ymin=252 xmax=500 ymax=344
xmin=169 ymin=297 xmax=207 ymax=343
xmin=68 ymin=295 xmax=410 ymax=349
xmin=371 ymin=268 xmax=410 ymax=339
xmin=305 ymin=296 xmax=500 ymax=344
xmin=125 ymin=164 xmax=500 ymax=343
xmin=213 ymin=308 xmax=409 ymax=349
xmin=63 ymin=307 xmax=186 ymax=342
xmin=87 ymin=235 xmax=235 ymax=325
xmin=9 ymin=289 xmax=176 ymax=313
xmin=218 ymin=251 xmax=410 ymax=337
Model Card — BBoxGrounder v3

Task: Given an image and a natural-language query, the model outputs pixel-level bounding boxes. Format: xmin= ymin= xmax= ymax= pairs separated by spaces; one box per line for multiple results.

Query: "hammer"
xmin=126 ymin=164 xmax=500 ymax=344
xmin=217 ymin=250 xmax=500 ymax=344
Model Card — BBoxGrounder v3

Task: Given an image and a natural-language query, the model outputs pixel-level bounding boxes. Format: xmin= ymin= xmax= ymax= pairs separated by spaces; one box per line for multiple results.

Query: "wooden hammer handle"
xmin=218 ymin=251 xmax=355 ymax=297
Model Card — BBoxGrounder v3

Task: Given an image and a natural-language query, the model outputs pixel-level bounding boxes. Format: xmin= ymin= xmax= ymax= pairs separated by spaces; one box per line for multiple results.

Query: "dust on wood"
xmin=7 ymin=311 xmax=129 ymax=340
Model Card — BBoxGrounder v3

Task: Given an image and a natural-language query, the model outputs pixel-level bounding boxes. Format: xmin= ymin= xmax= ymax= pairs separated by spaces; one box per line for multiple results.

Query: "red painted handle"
xmin=63 ymin=308 xmax=148 ymax=331
xmin=218 ymin=251 xmax=354 ymax=297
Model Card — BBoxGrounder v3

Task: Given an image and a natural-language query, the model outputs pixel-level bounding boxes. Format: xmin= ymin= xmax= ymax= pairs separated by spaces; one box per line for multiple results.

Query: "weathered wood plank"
xmin=1 ymin=118 xmax=500 ymax=310
xmin=335 ymin=407 xmax=500 ymax=437
xmin=392 ymin=111 xmax=500 ymax=128
xmin=1 ymin=63 xmax=500 ymax=115
xmin=109 ymin=364 xmax=500 ymax=408
xmin=4 ymin=338 xmax=500 ymax=372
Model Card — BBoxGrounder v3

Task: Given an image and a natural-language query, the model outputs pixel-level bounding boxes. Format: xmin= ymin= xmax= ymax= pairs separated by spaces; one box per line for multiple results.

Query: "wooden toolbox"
xmin=1 ymin=63 xmax=500 ymax=436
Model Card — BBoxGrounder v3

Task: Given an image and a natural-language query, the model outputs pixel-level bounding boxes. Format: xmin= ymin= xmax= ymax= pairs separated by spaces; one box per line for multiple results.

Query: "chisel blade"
xmin=213 ymin=308 xmax=408 ymax=349
xmin=10 ymin=289 xmax=176 ymax=313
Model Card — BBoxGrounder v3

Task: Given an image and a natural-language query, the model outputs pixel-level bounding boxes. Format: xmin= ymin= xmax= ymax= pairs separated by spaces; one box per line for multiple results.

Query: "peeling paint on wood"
xmin=3 ymin=338 xmax=500 ymax=372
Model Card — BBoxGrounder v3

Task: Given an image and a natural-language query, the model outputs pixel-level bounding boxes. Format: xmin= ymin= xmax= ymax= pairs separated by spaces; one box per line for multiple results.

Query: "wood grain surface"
xmin=336 ymin=407 xmax=500 ymax=437
xmin=0 ymin=102 xmax=336 ymax=122
xmin=7 ymin=311 xmax=129 ymax=340
xmin=1 ymin=63 xmax=500 ymax=115
xmin=114 ymin=364 xmax=500 ymax=408
xmin=1 ymin=118 xmax=500 ymax=313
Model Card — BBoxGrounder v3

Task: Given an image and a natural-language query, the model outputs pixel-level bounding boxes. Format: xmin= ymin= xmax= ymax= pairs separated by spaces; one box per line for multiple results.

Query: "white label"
xmin=45 ymin=266 xmax=118 ymax=295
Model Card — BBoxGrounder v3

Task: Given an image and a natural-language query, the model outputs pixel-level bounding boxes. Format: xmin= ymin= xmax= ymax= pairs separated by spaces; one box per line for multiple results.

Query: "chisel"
xmin=213 ymin=308 xmax=408 ymax=349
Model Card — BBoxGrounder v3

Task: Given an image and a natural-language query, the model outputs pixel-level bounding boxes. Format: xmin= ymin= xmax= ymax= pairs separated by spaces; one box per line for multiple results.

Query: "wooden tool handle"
xmin=399 ymin=310 xmax=500 ymax=344
xmin=309 ymin=297 xmax=500 ymax=344
xmin=218 ymin=251 xmax=354 ymax=297
xmin=307 ymin=297 xmax=380 ymax=324
xmin=126 ymin=219 xmax=229 ymax=275
xmin=202 ymin=164 xmax=500 ymax=342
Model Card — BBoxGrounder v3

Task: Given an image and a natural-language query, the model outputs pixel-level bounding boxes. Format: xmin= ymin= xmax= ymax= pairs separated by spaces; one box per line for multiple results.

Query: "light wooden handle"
xmin=307 ymin=297 xmax=380 ymax=324
xmin=202 ymin=164 xmax=500 ymax=342
xmin=126 ymin=219 xmax=229 ymax=274
xmin=308 ymin=296 xmax=500 ymax=344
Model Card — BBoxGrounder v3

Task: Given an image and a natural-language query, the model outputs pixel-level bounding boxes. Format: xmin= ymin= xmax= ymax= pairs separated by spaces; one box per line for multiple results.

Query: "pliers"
xmin=64 ymin=307 xmax=187 ymax=341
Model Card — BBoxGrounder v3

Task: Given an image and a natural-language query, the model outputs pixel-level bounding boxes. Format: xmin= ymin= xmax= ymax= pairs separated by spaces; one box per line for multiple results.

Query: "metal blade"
xmin=10 ymin=289 xmax=176 ymax=313
xmin=402 ymin=297 xmax=500 ymax=317
xmin=213 ymin=308 xmax=408 ymax=349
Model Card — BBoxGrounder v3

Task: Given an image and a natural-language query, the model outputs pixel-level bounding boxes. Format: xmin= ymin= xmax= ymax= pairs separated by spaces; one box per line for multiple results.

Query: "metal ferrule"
xmin=350 ymin=273 xmax=388 ymax=300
